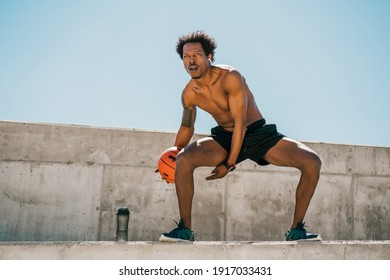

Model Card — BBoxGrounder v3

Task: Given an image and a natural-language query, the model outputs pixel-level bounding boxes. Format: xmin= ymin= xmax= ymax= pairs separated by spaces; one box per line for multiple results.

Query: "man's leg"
xmin=174 ymin=137 xmax=228 ymax=229
xmin=263 ymin=137 xmax=322 ymax=229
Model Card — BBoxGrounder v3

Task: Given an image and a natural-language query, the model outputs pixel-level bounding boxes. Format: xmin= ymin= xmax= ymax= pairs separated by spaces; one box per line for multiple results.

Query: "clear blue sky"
xmin=1 ymin=0 xmax=389 ymax=147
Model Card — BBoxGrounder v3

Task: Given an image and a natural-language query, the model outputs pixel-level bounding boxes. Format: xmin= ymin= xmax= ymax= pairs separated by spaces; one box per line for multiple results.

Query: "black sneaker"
xmin=285 ymin=222 xmax=322 ymax=241
xmin=159 ymin=220 xmax=195 ymax=243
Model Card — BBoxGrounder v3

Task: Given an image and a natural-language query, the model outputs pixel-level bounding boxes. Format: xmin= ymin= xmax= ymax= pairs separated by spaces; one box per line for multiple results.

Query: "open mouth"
xmin=188 ymin=64 xmax=199 ymax=72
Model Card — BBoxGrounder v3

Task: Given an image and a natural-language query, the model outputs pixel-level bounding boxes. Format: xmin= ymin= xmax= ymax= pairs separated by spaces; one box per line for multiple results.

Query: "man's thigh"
xmin=179 ymin=137 xmax=228 ymax=168
xmin=262 ymin=137 xmax=319 ymax=169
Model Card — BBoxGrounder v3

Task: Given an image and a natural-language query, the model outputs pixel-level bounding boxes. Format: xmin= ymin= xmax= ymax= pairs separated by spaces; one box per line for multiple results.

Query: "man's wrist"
xmin=223 ymin=162 xmax=236 ymax=172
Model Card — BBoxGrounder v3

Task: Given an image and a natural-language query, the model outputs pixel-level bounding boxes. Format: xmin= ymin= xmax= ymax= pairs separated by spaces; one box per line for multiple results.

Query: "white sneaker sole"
xmin=293 ymin=235 xmax=322 ymax=242
xmin=159 ymin=234 xmax=194 ymax=243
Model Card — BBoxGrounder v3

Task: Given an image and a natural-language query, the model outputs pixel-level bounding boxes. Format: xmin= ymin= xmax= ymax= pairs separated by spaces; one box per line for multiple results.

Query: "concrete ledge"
xmin=1 ymin=241 xmax=389 ymax=260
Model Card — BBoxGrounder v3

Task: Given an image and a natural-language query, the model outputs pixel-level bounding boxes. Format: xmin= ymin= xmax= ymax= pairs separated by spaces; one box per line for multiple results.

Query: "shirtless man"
xmin=158 ymin=31 xmax=322 ymax=242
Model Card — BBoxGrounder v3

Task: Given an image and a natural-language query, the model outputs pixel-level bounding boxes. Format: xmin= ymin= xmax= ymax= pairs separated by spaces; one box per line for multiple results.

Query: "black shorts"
xmin=210 ymin=119 xmax=284 ymax=165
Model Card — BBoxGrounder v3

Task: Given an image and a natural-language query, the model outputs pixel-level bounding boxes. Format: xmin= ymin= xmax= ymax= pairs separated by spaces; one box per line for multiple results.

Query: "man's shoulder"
xmin=182 ymin=80 xmax=196 ymax=94
xmin=214 ymin=65 xmax=242 ymax=79
xmin=181 ymin=81 xmax=196 ymax=105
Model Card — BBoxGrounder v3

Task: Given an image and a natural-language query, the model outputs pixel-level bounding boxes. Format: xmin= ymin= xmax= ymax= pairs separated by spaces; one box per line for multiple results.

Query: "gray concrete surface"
xmin=1 ymin=120 xmax=390 ymax=242
xmin=1 ymin=241 xmax=389 ymax=260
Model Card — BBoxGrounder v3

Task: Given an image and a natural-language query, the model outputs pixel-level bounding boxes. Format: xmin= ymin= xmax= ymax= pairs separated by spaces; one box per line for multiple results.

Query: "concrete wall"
xmin=1 ymin=121 xmax=389 ymax=242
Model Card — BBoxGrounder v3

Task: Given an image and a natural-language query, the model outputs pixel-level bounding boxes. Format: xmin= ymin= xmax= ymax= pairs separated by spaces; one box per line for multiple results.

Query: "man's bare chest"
xmin=192 ymin=85 xmax=230 ymax=113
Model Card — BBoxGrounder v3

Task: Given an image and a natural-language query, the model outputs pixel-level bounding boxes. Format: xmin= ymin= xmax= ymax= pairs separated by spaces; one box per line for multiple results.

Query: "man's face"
xmin=182 ymin=42 xmax=211 ymax=79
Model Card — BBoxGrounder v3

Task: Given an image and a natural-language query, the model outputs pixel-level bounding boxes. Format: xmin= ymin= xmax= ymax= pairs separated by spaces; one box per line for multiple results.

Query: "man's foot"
xmin=159 ymin=220 xmax=195 ymax=243
xmin=285 ymin=222 xmax=322 ymax=241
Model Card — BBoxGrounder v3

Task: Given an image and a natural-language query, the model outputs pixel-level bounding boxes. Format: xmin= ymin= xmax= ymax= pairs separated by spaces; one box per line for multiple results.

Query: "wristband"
xmin=223 ymin=162 xmax=236 ymax=172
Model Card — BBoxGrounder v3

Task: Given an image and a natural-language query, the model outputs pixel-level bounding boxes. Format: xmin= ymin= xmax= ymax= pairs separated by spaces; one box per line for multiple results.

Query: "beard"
xmin=190 ymin=71 xmax=202 ymax=79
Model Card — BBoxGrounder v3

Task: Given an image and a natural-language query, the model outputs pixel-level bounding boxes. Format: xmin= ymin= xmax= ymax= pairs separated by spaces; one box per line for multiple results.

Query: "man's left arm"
xmin=224 ymin=70 xmax=248 ymax=167
xmin=206 ymin=70 xmax=247 ymax=180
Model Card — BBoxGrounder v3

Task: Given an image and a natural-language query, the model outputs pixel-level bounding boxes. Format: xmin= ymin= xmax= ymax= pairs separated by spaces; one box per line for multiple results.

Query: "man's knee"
xmin=303 ymin=152 xmax=322 ymax=178
xmin=312 ymin=153 xmax=322 ymax=173
xmin=176 ymin=151 xmax=196 ymax=171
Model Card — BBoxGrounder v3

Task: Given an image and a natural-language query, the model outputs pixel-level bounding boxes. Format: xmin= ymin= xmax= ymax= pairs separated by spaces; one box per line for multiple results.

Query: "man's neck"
xmin=192 ymin=66 xmax=216 ymax=87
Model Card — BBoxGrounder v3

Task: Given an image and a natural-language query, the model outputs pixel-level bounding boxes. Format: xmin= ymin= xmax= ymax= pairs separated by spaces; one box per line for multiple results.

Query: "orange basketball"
xmin=158 ymin=147 xmax=181 ymax=183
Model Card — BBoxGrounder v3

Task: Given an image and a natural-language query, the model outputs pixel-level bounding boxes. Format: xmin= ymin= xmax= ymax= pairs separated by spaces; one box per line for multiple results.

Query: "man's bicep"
xmin=180 ymin=93 xmax=196 ymax=127
xmin=181 ymin=106 xmax=193 ymax=127
xmin=226 ymin=72 xmax=247 ymax=119
xmin=181 ymin=103 xmax=197 ymax=128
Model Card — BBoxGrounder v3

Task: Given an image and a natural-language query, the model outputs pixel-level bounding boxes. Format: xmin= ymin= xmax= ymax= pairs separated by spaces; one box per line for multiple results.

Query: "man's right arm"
xmin=174 ymin=94 xmax=196 ymax=148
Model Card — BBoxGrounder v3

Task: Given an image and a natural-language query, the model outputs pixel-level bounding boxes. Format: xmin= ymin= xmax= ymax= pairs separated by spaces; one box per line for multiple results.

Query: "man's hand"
xmin=155 ymin=168 xmax=171 ymax=184
xmin=205 ymin=164 xmax=229 ymax=181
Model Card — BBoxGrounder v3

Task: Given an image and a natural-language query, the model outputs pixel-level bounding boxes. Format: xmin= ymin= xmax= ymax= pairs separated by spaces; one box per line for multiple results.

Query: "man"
xmin=158 ymin=31 xmax=322 ymax=242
